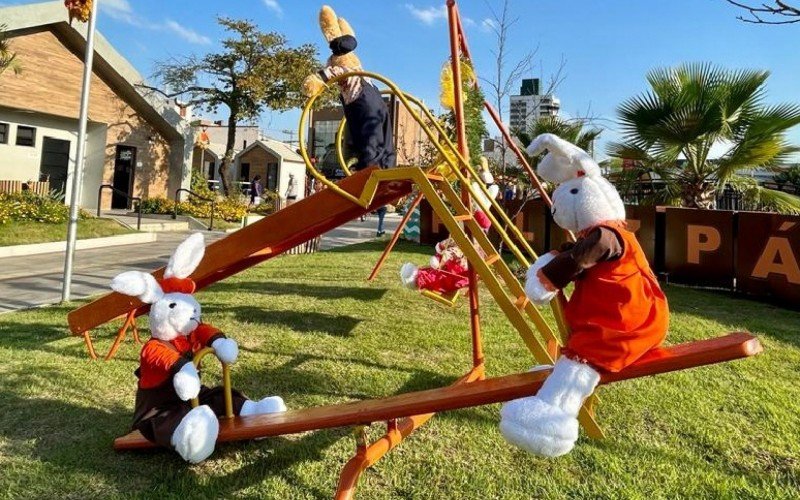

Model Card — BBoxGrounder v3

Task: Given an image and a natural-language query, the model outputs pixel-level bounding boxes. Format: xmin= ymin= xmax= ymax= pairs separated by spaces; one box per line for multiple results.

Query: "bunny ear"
xmin=338 ymin=17 xmax=355 ymax=37
xmin=319 ymin=5 xmax=342 ymax=42
xmin=164 ymin=232 xmax=205 ymax=279
xmin=111 ymin=271 xmax=163 ymax=304
xmin=526 ymin=133 xmax=581 ymax=159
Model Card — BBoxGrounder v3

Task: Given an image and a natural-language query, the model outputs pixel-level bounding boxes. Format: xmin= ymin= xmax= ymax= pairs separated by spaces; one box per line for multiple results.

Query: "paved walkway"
xmin=0 ymin=213 xmax=401 ymax=314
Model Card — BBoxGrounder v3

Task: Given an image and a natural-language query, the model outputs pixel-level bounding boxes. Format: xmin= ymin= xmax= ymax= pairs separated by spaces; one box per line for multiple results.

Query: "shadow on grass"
xmin=209 ymin=307 xmax=362 ymax=338
xmin=207 ymin=280 xmax=388 ymax=302
xmin=664 ymin=284 xmax=800 ymax=348
xmin=324 ymin=239 xmax=434 ymax=256
xmin=0 ymin=317 xmax=101 ymax=360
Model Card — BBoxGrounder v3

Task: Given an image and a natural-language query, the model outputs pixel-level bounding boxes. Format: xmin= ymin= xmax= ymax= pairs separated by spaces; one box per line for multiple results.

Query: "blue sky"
xmin=5 ymin=0 xmax=800 ymax=156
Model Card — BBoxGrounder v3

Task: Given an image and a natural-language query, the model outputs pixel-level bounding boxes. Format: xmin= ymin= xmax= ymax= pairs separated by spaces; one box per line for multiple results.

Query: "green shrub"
xmin=139 ymin=195 xmax=247 ymax=222
xmin=0 ymin=192 xmax=89 ymax=224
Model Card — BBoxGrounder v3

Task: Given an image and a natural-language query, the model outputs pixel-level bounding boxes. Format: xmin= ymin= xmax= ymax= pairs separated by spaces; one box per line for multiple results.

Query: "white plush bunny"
xmin=111 ymin=233 xmax=287 ymax=464
xmin=499 ymin=135 xmax=669 ymax=457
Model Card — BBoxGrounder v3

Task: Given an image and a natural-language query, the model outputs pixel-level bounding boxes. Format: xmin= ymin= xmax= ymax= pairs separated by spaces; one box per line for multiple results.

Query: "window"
xmin=0 ymin=123 xmax=8 ymax=144
xmin=266 ymin=163 xmax=278 ymax=191
xmin=16 ymin=125 xmax=36 ymax=147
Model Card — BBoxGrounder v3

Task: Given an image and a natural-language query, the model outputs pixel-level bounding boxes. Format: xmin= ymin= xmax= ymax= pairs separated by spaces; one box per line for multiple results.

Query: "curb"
xmin=0 ymin=232 xmax=157 ymax=259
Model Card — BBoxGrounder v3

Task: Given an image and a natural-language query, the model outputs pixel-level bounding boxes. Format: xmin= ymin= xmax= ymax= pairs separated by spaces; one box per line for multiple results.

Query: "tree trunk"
xmin=218 ymin=111 xmax=239 ymax=196
xmin=681 ymin=182 xmax=717 ymax=209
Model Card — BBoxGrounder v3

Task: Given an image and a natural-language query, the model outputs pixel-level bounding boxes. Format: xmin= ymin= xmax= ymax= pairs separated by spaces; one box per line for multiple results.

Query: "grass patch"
xmin=0 ymin=219 xmax=133 ymax=246
xmin=0 ymin=241 xmax=798 ymax=498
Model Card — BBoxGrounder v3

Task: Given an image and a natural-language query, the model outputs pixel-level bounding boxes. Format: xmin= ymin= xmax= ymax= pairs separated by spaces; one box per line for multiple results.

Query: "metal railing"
xmin=97 ymin=184 xmax=141 ymax=231
xmin=174 ymin=188 xmax=216 ymax=231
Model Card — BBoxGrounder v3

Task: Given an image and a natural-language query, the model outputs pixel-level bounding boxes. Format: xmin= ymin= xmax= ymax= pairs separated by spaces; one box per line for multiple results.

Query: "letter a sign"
xmin=737 ymin=214 xmax=800 ymax=308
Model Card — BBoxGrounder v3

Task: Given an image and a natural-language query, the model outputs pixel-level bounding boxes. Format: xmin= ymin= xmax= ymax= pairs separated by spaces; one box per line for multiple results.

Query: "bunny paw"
xmin=240 ymin=396 xmax=288 ymax=417
xmin=171 ymin=405 xmax=219 ymax=464
xmin=211 ymin=337 xmax=239 ymax=365
xmin=499 ymin=396 xmax=578 ymax=457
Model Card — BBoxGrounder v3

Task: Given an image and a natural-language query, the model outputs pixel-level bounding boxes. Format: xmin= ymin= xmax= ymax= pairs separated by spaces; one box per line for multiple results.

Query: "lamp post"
xmin=61 ymin=0 xmax=99 ymax=303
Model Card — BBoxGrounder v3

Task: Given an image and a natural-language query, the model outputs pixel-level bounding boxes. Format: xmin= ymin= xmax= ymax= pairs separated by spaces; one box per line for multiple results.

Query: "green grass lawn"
xmin=0 ymin=219 xmax=133 ymax=247
xmin=0 ymin=241 xmax=798 ymax=499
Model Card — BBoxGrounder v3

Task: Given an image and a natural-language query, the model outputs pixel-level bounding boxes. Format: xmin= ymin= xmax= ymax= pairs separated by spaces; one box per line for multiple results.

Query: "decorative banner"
xmin=663 ymin=207 xmax=735 ymax=289
xmin=736 ymin=211 xmax=800 ymax=308
xmin=402 ymin=200 xmax=421 ymax=243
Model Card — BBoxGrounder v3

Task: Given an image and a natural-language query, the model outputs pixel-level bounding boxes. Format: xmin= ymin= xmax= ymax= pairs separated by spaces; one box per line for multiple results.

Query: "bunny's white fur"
xmin=524 ymin=252 xmax=558 ymax=305
xmin=550 ymin=176 xmax=625 ymax=233
xmin=170 ymin=405 xmax=219 ymax=464
xmin=111 ymin=271 xmax=163 ymax=304
xmin=165 ymin=232 xmax=205 ymax=279
xmin=527 ymin=133 xmax=601 ymax=184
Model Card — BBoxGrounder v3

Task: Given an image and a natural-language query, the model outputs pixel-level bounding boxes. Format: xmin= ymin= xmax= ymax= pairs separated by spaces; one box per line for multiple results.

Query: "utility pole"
xmin=61 ymin=0 xmax=99 ymax=303
xmin=282 ymin=129 xmax=296 ymax=146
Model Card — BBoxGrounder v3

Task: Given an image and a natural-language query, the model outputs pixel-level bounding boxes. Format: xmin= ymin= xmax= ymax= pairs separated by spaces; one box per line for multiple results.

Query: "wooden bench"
xmin=114 ymin=332 xmax=762 ymax=451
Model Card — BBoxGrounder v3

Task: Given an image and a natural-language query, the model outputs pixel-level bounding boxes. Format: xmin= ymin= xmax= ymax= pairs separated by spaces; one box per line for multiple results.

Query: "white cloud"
xmin=262 ymin=0 xmax=283 ymax=17
xmin=164 ymin=20 xmax=211 ymax=45
xmin=101 ymin=0 xmax=138 ymax=25
xmin=404 ymin=4 xmax=447 ymax=26
xmin=463 ymin=17 xmax=476 ymax=27
xmin=480 ymin=18 xmax=497 ymax=33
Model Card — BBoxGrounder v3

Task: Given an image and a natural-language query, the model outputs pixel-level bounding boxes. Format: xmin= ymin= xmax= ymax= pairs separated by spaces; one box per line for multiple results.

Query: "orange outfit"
xmin=137 ymin=324 xmax=223 ymax=389
xmin=563 ymin=225 xmax=669 ymax=373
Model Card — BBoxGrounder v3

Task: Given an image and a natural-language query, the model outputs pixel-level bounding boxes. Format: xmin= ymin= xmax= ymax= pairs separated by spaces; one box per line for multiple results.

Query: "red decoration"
xmin=64 ymin=0 xmax=92 ymax=23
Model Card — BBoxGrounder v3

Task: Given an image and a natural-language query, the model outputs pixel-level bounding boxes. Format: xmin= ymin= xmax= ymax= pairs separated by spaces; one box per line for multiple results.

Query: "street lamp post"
xmin=61 ymin=0 xmax=99 ymax=303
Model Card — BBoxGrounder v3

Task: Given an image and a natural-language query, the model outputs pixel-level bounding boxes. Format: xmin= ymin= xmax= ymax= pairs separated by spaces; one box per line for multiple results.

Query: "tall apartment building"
xmin=508 ymin=78 xmax=560 ymax=132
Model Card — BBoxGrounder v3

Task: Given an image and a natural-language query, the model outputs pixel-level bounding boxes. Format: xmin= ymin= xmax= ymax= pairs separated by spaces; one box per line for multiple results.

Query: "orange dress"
xmin=562 ymin=225 xmax=669 ymax=373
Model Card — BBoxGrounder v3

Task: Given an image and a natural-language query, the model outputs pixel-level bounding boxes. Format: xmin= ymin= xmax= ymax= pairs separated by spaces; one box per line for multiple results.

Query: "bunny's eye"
xmin=570 ymin=188 xmax=579 ymax=194
xmin=169 ymin=303 xmax=177 ymax=309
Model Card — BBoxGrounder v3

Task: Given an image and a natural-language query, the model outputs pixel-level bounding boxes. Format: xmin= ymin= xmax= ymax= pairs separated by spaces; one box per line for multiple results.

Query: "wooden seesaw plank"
xmin=114 ymin=332 xmax=762 ymax=451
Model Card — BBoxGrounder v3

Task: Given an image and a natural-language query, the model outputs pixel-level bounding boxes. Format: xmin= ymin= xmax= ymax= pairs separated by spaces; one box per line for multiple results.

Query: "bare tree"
xmin=725 ymin=1 xmax=800 ymax=24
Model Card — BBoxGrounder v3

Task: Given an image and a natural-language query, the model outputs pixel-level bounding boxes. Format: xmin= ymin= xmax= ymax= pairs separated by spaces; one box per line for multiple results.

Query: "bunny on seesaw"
xmin=111 ymin=233 xmax=286 ymax=463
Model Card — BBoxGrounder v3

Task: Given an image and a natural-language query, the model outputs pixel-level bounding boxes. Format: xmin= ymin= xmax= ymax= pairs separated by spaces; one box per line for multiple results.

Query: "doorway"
xmin=112 ymin=145 xmax=136 ymax=209
xmin=39 ymin=137 xmax=71 ymax=196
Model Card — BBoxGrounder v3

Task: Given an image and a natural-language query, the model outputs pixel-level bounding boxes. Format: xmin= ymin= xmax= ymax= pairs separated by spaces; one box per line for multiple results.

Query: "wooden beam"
xmin=114 ymin=332 xmax=761 ymax=451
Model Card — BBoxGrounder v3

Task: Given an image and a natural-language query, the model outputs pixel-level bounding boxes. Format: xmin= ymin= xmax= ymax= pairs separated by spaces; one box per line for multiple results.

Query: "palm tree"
xmin=0 ymin=24 xmax=22 ymax=76
xmin=515 ymin=115 xmax=602 ymax=155
xmin=608 ymin=63 xmax=800 ymax=213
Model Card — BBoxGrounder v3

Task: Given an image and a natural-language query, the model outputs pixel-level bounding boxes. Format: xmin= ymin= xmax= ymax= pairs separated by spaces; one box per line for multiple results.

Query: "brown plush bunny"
xmin=303 ymin=5 xmax=396 ymax=170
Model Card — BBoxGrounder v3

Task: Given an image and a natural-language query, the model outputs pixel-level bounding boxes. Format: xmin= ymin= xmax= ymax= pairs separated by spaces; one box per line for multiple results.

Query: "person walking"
xmin=376 ymin=205 xmax=387 ymax=236
xmin=285 ymin=174 xmax=298 ymax=206
xmin=249 ymin=175 xmax=263 ymax=208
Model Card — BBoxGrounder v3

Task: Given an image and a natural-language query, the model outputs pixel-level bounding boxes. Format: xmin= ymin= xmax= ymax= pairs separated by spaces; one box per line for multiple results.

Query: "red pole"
xmin=448 ymin=0 xmax=484 ymax=369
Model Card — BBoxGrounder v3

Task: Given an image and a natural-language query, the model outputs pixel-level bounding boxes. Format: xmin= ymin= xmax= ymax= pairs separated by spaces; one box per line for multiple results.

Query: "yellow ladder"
xmin=368 ymin=167 xmax=604 ymax=439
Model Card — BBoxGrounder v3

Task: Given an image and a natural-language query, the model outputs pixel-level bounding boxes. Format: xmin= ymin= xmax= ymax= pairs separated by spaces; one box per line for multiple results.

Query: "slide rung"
xmin=453 ymin=214 xmax=473 ymax=222
xmin=484 ymin=254 xmax=501 ymax=266
xmin=515 ymin=295 xmax=530 ymax=309
xmin=426 ymin=173 xmax=445 ymax=182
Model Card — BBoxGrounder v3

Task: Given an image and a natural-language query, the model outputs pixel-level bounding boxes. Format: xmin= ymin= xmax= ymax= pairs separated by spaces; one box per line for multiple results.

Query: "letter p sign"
xmin=687 ymin=225 xmax=721 ymax=264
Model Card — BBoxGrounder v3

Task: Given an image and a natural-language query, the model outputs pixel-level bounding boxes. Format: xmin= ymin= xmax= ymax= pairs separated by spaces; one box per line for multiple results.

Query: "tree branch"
xmin=725 ymin=0 xmax=800 ymax=24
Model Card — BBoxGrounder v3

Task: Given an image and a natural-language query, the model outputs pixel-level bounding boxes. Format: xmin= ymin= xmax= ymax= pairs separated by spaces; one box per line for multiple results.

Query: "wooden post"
xmin=447 ymin=1 xmax=484 ymax=369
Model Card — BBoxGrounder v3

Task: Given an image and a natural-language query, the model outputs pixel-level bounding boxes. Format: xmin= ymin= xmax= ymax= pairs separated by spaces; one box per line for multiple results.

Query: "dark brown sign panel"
xmin=664 ymin=207 xmax=735 ymax=289
xmin=625 ymin=205 xmax=657 ymax=266
xmin=736 ymin=212 xmax=800 ymax=308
